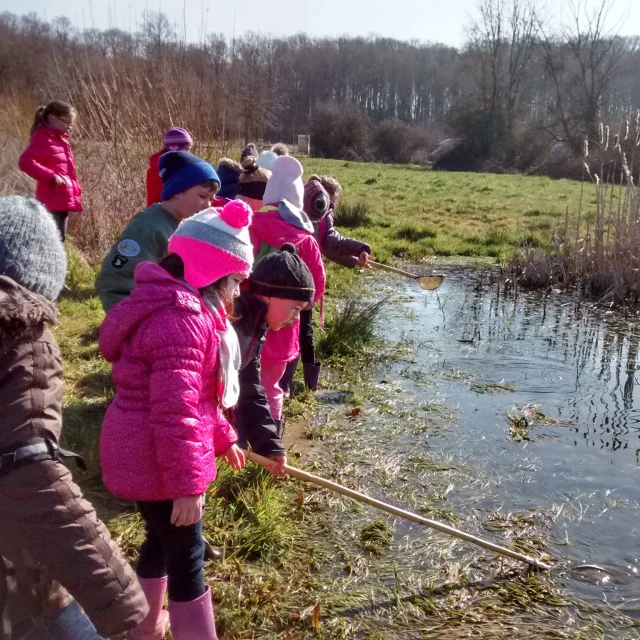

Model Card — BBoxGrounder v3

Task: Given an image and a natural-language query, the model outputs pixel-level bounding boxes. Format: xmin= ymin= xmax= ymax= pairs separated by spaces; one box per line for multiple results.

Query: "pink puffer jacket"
xmin=99 ymin=262 xmax=237 ymax=502
xmin=18 ymin=126 xmax=82 ymax=212
xmin=250 ymin=204 xmax=326 ymax=364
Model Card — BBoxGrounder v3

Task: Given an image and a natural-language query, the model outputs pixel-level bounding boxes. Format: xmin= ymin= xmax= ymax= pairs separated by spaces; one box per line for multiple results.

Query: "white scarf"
xmin=196 ymin=285 xmax=241 ymax=409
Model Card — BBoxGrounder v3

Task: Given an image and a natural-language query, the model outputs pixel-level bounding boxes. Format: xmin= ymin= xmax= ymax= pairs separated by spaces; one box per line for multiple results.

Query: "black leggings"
xmin=299 ymin=309 xmax=316 ymax=364
xmin=136 ymin=501 xmax=205 ymax=603
xmin=49 ymin=212 xmax=69 ymax=242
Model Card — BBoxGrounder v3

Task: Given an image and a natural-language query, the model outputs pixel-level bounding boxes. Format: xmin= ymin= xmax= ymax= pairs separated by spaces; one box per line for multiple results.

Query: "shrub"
xmin=310 ymin=102 xmax=372 ymax=161
xmin=373 ymin=119 xmax=414 ymax=164
xmin=333 ymin=201 xmax=371 ymax=228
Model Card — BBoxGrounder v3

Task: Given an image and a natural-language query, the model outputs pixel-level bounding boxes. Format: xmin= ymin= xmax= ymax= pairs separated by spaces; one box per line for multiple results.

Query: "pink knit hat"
xmin=168 ymin=200 xmax=254 ymax=289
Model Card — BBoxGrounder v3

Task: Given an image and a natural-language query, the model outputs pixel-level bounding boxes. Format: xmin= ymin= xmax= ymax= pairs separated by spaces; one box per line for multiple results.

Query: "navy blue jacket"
xmin=232 ymin=293 xmax=285 ymax=457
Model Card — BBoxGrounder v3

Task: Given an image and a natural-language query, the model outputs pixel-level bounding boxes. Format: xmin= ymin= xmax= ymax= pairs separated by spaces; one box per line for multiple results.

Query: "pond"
xmin=376 ymin=264 xmax=640 ymax=618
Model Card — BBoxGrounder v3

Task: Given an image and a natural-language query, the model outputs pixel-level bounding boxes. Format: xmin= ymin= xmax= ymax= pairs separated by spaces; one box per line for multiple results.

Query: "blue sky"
xmin=1 ymin=0 xmax=636 ymax=46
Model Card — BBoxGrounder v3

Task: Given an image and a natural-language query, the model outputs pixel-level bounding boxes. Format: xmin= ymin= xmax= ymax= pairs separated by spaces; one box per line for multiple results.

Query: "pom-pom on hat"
xmin=168 ymin=200 xmax=254 ymax=289
xmin=160 ymin=151 xmax=220 ymax=201
xmin=249 ymin=243 xmax=315 ymax=303
xmin=0 ymin=196 xmax=67 ymax=301
xmin=303 ymin=180 xmax=331 ymax=221
xmin=241 ymin=143 xmax=259 ymax=162
xmin=163 ymin=127 xmax=193 ymax=151
xmin=263 ymin=155 xmax=304 ymax=210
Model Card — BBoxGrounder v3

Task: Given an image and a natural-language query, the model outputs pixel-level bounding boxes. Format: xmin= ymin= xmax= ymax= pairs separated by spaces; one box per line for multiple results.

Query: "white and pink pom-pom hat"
xmin=168 ymin=200 xmax=254 ymax=289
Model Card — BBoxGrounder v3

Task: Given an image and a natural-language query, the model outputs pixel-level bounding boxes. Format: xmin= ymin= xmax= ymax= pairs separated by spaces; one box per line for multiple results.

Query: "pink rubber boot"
xmin=168 ymin=586 xmax=217 ymax=640
xmin=128 ymin=576 xmax=170 ymax=640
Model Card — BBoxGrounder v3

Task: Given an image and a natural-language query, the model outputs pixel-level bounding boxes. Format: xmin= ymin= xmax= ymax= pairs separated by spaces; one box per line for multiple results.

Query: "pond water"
xmin=376 ymin=265 xmax=640 ymax=618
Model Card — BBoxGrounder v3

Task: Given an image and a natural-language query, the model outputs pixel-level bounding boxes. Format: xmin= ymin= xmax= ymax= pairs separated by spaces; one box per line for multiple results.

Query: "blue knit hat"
xmin=159 ymin=151 xmax=220 ymax=201
xmin=0 ymin=196 xmax=67 ymax=301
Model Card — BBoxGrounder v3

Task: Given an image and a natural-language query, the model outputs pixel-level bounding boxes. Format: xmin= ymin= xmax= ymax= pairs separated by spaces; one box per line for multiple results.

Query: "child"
xmin=99 ymin=200 xmax=253 ymax=640
xmin=236 ymin=154 xmax=271 ymax=212
xmin=307 ymin=174 xmax=372 ymax=269
xmin=233 ymin=244 xmax=315 ymax=449
xmin=215 ymin=157 xmax=243 ymax=205
xmin=146 ymin=127 xmax=193 ymax=206
xmin=96 ymin=151 xmax=220 ymax=312
xmin=0 ymin=196 xmax=147 ymax=639
xmin=289 ymin=178 xmax=373 ymax=392
xmin=18 ymin=101 xmax=82 ymax=242
xmin=249 ymin=156 xmax=326 ymax=423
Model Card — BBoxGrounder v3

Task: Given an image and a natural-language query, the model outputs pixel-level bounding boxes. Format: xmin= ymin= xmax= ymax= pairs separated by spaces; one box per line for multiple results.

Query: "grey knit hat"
xmin=249 ymin=243 xmax=315 ymax=303
xmin=0 ymin=196 xmax=67 ymax=301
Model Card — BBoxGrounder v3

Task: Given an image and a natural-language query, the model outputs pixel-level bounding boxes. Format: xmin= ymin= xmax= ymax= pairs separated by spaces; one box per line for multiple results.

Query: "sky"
xmin=1 ymin=0 xmax=637 ymax=47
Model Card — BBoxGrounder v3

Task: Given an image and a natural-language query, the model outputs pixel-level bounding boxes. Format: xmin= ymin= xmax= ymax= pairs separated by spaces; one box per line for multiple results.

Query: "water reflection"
xmin=385 ymin=266 xmax=640 ymax=457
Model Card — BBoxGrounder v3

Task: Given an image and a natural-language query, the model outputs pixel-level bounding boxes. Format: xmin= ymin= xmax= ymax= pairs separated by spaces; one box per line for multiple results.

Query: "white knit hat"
xmin=263 ymin=156 xmax=304 ymax=210
xmin=257 ymin=150 xmax=278 ymax=171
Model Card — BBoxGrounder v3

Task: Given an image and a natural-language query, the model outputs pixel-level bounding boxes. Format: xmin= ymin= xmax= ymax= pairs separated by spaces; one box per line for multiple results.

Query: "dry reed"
xmin=509 ymin=111 xmax=640 ymax=305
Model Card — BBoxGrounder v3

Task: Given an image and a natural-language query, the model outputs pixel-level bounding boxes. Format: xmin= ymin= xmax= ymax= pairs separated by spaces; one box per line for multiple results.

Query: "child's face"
xmin=49 ymin=112 xmax=75 ymax=133
xmin=172 ymin=184 xmax=217 ymax=219
xmin=223 ymin=273 xmax=245 ymax=300
xmin=265 ymin=298 xmax=308 ymax=331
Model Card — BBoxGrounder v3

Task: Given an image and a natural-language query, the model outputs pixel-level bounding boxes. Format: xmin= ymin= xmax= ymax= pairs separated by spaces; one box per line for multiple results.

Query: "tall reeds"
xmin=509 ymin=111 xmax=640 ymax=305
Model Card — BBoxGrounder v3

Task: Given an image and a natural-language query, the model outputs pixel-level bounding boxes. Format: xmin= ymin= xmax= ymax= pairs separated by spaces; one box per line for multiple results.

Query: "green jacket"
xmin=95 ymin=204 xmax=180 ymax=312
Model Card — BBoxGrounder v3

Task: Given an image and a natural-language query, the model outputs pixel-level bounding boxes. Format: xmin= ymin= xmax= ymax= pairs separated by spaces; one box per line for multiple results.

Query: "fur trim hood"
xmin=0 ymin=275 xmax=57 ymax=352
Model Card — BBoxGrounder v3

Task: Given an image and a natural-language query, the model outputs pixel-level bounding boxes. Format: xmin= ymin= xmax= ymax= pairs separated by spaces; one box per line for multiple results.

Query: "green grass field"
xmin=296 ymin=159 xmax=585 ymax=261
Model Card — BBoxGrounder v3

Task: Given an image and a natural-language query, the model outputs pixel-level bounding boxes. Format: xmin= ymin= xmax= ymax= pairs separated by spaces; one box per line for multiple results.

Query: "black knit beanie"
xmin=249 ymin=243 xmax=315 ymax=303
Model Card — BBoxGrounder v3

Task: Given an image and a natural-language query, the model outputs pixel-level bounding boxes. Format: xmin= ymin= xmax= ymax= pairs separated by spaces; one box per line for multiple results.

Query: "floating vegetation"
xmin=470 ymin=380 xmax=516 ymax=394
xmin=506 ymin=403 xmax=572 ymax=442
xmin=359 ymin=520 xmax=394 ymax=555
xmin=418 ymin=505 xmax=461 ymax=527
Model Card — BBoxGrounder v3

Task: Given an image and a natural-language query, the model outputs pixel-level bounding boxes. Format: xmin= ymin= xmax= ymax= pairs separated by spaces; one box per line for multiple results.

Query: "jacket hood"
xmin=99 ymin=262 xmax=199 ymax=362
xmin=0 ymin=276 xmax=57 ymax=352
xmin=252 ymin=202 xmax=314 ymax=249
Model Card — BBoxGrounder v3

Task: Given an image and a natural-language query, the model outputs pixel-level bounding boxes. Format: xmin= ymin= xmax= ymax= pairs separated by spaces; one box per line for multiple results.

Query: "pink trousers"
xmin=260 ymin=361 xmax=287 ymax=421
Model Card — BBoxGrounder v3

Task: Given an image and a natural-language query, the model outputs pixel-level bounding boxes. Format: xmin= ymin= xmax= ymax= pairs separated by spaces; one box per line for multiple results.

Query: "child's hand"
xmin=357 ymin=252 xmax=371 ymax=269
xmin=171 ymin=495 xmax=203 ymax=527
xmin=52 ymin=175 xmax=65 ymax=187
xmin=222 ymin=444 xmax=246 ymax=471
xmin=267 ymin=455 xmax=287 ymax=476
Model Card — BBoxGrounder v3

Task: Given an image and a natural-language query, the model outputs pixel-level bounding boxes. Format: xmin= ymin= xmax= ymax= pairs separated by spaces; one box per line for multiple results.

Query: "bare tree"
xmin=539 ymin=0 xmax=628 ymax=151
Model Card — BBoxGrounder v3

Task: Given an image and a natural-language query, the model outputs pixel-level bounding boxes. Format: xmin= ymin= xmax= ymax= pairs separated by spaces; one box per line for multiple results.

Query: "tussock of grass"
xmin=318 ymin=296 xmax=387 ymax=359
xmin=396 ymin=224 xmax=437 ymax=241
xmin=333 ymin=201 xmax=372 ymax=228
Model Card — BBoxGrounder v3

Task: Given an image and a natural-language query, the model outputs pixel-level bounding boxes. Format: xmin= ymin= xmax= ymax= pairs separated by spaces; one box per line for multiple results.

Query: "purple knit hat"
xmin=163 ymin=127 xmax=193 ymax=151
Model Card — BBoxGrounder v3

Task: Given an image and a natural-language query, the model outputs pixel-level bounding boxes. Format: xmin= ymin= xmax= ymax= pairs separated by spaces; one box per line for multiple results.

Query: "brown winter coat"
xmin=0 ymin=276 xmax=148 ymax=637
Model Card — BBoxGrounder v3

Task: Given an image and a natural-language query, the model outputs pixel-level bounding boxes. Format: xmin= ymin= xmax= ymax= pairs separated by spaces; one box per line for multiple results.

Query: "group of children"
xmin=2 ymin=102 xmax=372 ymax=639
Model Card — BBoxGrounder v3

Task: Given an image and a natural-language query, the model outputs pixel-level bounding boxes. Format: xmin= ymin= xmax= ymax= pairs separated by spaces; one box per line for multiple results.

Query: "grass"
xmin=317 ymin=295 xmax=387 ymax=359
xmin=298 ymin=157 xmax=584 ymax=262
xmin=333 ymin=201 xmax=372 ymax=228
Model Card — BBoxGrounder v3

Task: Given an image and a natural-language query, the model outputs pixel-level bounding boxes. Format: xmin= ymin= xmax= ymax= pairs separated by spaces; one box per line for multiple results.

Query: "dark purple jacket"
xmin=314 ymin=215 xmax=371 ymax=268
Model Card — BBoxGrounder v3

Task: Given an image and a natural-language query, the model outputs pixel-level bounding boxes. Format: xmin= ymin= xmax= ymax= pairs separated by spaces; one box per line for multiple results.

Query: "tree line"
xmin=0 ymin=1 xmax=638 ymax=173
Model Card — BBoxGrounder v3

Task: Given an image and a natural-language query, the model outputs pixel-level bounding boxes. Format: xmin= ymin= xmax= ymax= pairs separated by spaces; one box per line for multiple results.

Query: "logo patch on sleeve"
xmin=117 ymin=239 xmax=141 ymax=257
xmin=111 ymin=255 xmax=128 ymax=269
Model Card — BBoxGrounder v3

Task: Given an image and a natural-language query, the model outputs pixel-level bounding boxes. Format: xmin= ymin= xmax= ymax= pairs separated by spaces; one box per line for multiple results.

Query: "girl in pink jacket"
xmin=99 ymin=200 xmax=253 ymax=640
xmin=249 ymin=156 xmax=326 ymax=423
xmin=18 ymin=101 xmax=82 ymax=242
